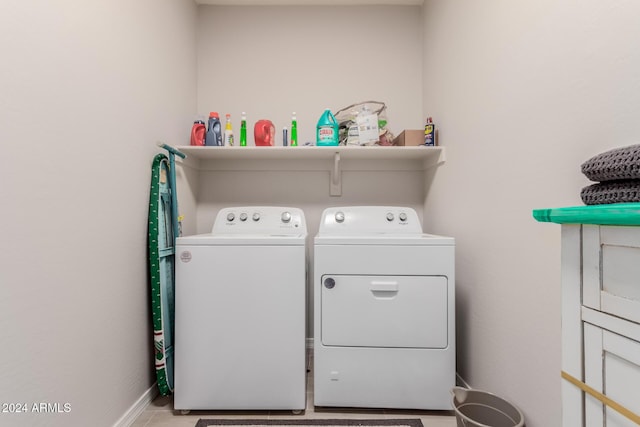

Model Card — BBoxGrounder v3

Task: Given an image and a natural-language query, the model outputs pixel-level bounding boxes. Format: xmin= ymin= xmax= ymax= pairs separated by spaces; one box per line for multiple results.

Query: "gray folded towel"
xmin=581 ymin=179 xmax=640 ymax=205
xmin=582 ymin=144 xmax=640 ymax=182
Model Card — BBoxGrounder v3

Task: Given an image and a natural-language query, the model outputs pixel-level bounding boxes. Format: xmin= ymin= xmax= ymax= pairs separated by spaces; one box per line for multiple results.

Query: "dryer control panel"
xmin=212 ymin=206 xmax=306 ymax=235
xmin=318 ymin=206 xmax=422 ymax=235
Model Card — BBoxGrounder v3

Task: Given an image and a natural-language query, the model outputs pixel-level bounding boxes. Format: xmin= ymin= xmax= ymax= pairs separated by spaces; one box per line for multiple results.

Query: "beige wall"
xmin=196 ymin=5 xmax=423 ymax=147
xmin=422 ymin=1 xmax=640 ymax=426
xmin=0 ymin=1 xmax=197 ymax=426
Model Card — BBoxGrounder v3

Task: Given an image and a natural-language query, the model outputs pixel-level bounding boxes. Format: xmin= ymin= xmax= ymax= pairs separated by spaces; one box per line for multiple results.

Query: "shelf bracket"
xmin=330 ymin=152 xmax=342 ymax=196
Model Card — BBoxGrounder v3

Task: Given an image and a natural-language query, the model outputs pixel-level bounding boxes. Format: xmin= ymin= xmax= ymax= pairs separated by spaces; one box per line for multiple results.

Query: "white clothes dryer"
xmin=174 ymin=207 xmax=307 ymax=411
xmin=313 ymin=206 xmax=455 ymax=410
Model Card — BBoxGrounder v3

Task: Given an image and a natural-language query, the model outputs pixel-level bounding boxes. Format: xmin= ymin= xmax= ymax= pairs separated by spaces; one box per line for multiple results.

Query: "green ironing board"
xmin=148 ymin=154 xmax=175 ymax=395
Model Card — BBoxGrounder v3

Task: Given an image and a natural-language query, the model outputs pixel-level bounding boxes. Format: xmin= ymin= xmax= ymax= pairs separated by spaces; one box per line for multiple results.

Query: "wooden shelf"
xmin=173 ymin=145 xmax=444 ymax=196
xmin=175 ymin=145 xmax=444 ymax=163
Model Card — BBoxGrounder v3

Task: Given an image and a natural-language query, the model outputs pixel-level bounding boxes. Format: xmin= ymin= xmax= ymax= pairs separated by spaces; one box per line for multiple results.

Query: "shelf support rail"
xmin=330 ymin=151 xmax=341 ymax=196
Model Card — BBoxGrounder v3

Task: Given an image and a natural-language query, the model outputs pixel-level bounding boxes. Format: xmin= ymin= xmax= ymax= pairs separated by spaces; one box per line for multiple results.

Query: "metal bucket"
xmin=451 ymin=387 xmax=525 ymax=427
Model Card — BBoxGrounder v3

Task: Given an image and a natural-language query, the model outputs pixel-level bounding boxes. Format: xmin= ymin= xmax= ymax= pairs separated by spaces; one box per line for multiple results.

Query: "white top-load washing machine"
xmin=174 ymin=207 xmax=307 ymax=411
xmin=313 ymin=206 xmax=455 ymax=410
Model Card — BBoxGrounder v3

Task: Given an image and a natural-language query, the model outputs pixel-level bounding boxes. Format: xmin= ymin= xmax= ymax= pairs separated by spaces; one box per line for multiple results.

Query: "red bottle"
xmin=190 ymin=119 xmax=206 ymax=146
xmin=254 ymin=120 xmax=275 ymax=146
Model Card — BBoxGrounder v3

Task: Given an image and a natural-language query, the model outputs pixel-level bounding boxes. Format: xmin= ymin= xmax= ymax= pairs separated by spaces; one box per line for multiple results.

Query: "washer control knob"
xmin=226 ymin=212 xmax=236 ymax=222
xmin=324 ymin=277 xmax=336 ymax=289
xmin=399 ymin=212 xmax=408 ymax=222
xmin=281 ymin=211 xmax=292 ymax=223
xmin=335 ymin=211 xmax=345 ymax=223
xmin=386 ymin=212 xmax=395 ymax=222
xmin=252 ymin=212 xmax=261 ymax=222
xmin=239 ymin=212 xmax=248 ymax=222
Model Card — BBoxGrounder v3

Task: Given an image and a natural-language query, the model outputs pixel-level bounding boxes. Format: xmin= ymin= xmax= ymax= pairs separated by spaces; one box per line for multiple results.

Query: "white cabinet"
xmin=561 ymin=224 xmax=640 ymax=426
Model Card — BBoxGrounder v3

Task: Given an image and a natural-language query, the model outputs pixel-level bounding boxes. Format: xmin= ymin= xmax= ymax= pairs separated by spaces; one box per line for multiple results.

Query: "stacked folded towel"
xmin=581 ymin=144 xmax=640 ymax=205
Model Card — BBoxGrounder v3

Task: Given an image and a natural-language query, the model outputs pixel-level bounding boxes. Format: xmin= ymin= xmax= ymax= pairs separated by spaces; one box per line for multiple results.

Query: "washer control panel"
xmin=320 ymin=206 xmax=422 ymax=235
xmin=212 ymin=206 xmax=306 ymax=235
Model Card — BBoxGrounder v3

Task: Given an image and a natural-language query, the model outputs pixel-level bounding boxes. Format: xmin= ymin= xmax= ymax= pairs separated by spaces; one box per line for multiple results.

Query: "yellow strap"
xmin=561 ymin=371 xmax=640 ymax=425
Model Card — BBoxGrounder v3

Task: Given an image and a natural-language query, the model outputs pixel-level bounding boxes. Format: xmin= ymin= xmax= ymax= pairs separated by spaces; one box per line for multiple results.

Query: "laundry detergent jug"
xmin=190 ymin=118 xmax=206 ymax=146
xmin=254 ymin=120 xmax=275 ymax=146
xmin=205 ymin=112 xmax=222 ymax=146
xmin=316 ymin=109 xmax=339 ymax=146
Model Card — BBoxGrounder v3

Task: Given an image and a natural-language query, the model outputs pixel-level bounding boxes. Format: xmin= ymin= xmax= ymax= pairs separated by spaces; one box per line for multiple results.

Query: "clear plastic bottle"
xmin=240 ymin=112 xmax=247 ymax=147
xmin=290 ymin=112 xmax=298 ymax=146
xmin=224 ymin=113 xmax=234 ymax=146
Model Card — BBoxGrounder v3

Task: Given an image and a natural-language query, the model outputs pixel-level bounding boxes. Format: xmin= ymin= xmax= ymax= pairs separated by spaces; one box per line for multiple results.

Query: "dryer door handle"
xmin=370 ymin=281 xmax=399 ymax=293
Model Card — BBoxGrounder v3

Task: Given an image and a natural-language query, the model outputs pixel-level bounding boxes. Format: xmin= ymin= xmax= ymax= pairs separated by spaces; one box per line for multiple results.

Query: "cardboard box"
xmin=393 ymin=130 xmax=425 ymax=146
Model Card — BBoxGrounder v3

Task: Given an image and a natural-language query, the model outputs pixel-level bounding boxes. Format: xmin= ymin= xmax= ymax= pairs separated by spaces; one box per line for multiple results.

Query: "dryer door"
xmin=320 ymin=275 xmax=448 ymax=349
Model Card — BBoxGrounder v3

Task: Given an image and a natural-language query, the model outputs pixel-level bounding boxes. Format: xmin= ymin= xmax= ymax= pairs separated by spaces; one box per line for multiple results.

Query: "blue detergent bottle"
xmin=316 ymin=109 xmax=339 ymax=146
xmin=205 ymin=112 xmax=222 ymax=146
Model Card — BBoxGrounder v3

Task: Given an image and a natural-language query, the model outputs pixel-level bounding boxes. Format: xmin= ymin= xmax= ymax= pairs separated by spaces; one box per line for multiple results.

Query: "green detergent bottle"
xmin=316 ymin=108 xmax=339 ymax=146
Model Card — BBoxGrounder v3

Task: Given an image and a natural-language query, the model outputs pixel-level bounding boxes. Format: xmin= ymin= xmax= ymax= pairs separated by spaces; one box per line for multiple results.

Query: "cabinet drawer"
xmin=583 ymin=225 xmax=640 ymax=324
xmin=584 ymin=323 xmax=640 ymax=427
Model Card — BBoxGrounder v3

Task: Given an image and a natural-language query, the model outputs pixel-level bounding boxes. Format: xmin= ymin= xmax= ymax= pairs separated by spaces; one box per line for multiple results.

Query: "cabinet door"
xmin=582 ymin=225 xmax=640 ymax=324
xmin=584 ymin=323 xmax=640 ymax=427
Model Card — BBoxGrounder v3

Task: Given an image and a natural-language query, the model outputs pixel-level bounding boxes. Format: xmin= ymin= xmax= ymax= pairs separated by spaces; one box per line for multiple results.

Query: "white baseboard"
xmin=113 ymin=383 xmax=159 ymax=427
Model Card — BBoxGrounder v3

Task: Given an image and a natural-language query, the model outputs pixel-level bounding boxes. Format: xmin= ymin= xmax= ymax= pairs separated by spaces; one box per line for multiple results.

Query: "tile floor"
xmin=131 ymin=353 xmax=456 ymax=427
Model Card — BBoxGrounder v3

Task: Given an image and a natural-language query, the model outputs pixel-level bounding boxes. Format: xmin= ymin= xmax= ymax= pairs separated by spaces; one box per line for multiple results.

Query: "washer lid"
xmin=314 ymin=233 xmax=454 ymax=246
xmin=177 ymin=233 xmax=307 ymax=246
